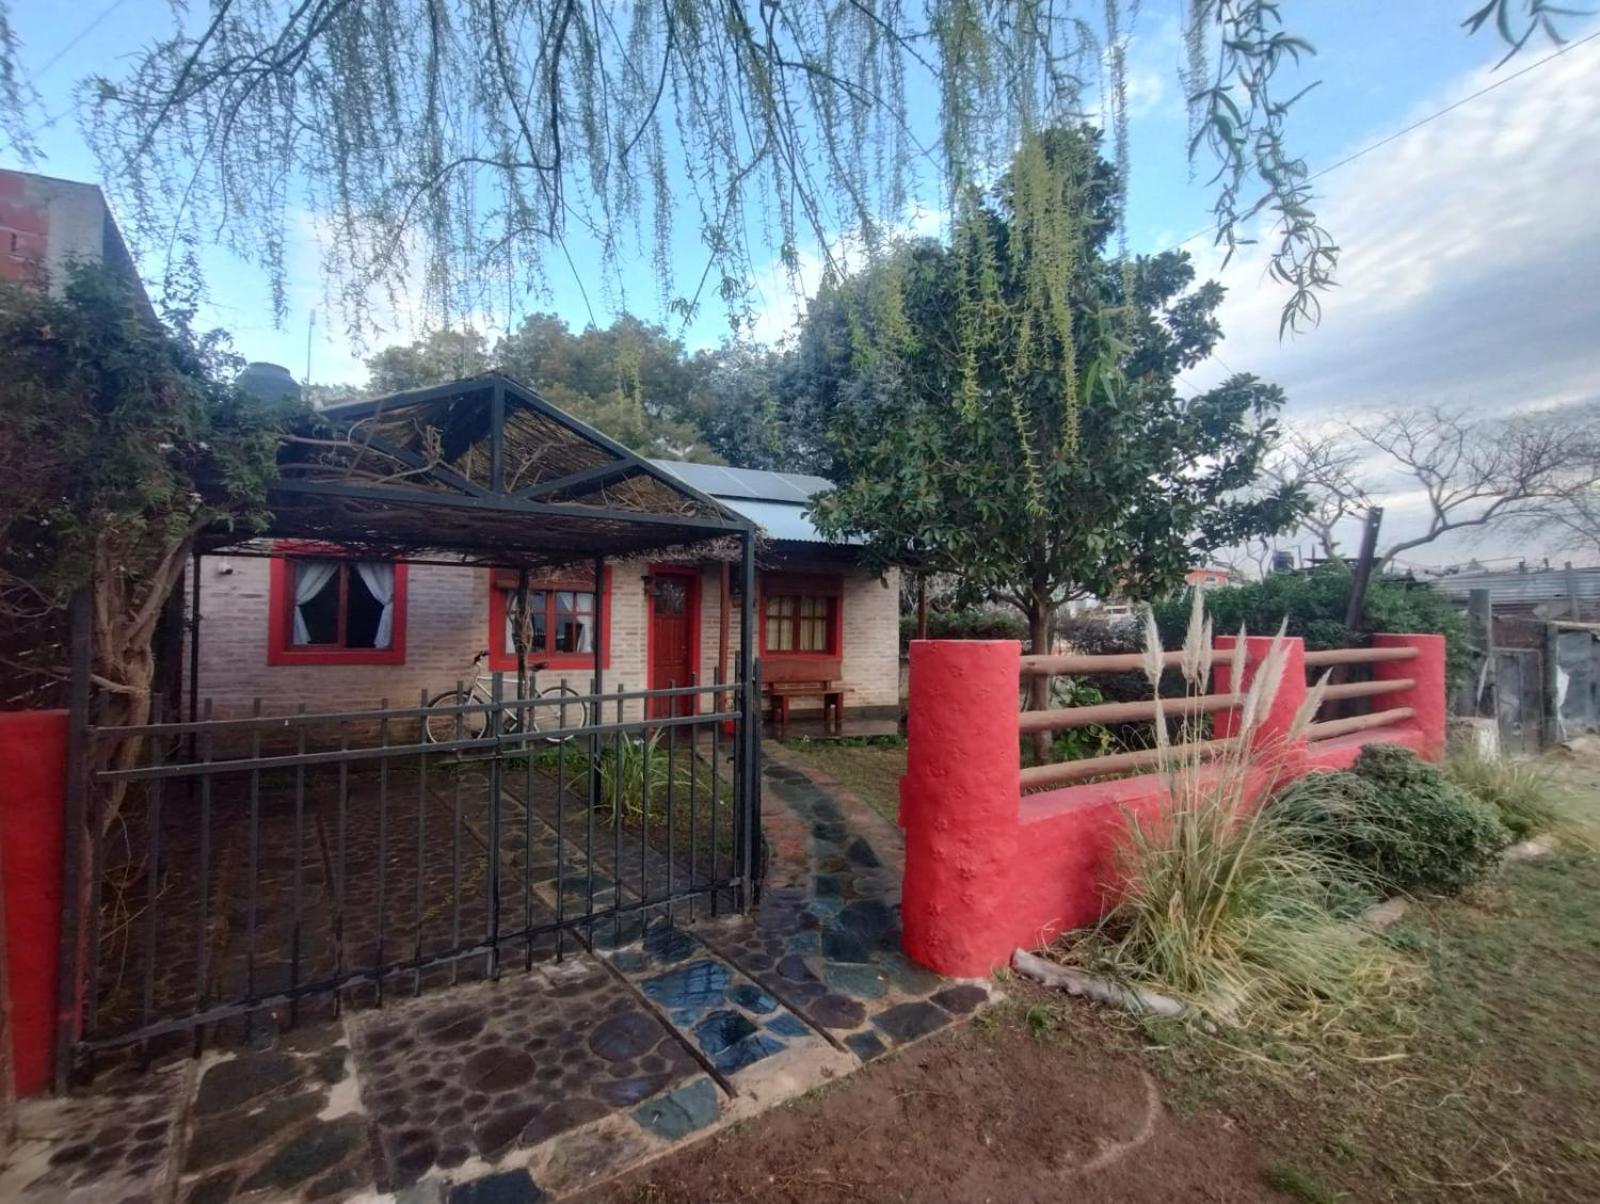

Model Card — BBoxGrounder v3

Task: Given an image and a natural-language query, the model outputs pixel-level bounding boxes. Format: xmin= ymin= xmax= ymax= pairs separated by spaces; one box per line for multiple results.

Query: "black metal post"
xmin=486 ymin=671 xmax=502 ymax=979
xmin=187 ymin=551 xmax=201 ymax=726
xmin=489 ymin=378 xmax=506 ymax=492
xmin=737 ymin=528 xmax=759 ymax=911
xmin=590 ymin=554 xmax=605 ymax=820
xmin=53 ymin=585 xmax=93 ymax=1093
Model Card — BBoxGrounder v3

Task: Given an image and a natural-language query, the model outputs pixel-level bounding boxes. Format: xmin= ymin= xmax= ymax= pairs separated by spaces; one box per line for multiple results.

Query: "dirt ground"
xmin=581 ymin=745 xmax=1600 ymax=1204
xmin=578 ymin=990 xmax=1281 ymax=1204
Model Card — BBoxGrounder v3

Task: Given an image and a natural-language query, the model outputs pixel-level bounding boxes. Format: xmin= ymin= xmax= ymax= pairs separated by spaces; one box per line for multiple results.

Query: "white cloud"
xmin=1188 ymin=34 xmax=1600 ymax=427
xmin=1184 ymin=35 xmax=1600 ymax=566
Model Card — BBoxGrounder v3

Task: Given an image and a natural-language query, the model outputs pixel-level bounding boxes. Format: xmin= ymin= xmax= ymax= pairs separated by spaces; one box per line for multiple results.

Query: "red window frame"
xmin=267 ymin=543 xmax=409 ymax=666
xmin=487 ymin=567 xmax=613 ymax=672
xmin=758 ymin=572 xmax=844 ymax=659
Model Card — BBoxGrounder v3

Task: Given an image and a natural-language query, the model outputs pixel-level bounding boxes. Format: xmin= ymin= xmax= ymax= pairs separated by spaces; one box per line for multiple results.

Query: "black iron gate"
xmin=65 ymin=671 xmax=760 ymax=1071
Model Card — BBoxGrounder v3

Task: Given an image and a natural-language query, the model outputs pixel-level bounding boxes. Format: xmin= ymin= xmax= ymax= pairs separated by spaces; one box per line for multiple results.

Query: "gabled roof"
xmin=649 ymin=460 xmax=861 ymax=546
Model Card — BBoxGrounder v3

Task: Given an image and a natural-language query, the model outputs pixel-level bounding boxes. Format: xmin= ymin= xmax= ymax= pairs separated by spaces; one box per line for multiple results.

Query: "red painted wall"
xmin=0 ymin=710 xmax=69 ymax=1096
xmin=900 ymin=634 xmax=1447 ymax=977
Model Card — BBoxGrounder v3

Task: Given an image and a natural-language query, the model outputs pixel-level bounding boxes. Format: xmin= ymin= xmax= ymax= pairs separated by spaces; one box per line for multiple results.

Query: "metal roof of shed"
xmin=649 ymin=459 xmax=862 ymax=546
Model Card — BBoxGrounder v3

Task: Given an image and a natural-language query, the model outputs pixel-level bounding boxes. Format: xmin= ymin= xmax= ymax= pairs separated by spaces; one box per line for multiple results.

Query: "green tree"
xmin=359 ymin=313 xmax=723 ymax=461
xmin=0 ymin=265 xmax=285 ymax=800
xmin=808 ymin=127 xmax=1303 ymax=751
xmin=366 ymin=328 xmax=493 ymax=394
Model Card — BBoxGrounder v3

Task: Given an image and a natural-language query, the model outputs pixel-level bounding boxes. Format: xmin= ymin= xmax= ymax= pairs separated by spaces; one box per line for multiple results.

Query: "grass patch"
xmin=1107 ymin=830 xmax=1600 ymax=1201
xmin=1264 ymin=1162 xmax=1341 ymax=1203
xmin=1444 ymin=748 xmax=1595 ymax=848
xmin=776 ymin=740 xmax=907 ymax=826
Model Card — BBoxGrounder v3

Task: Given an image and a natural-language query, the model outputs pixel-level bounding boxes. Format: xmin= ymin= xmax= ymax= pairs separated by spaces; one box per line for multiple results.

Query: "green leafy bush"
xmin=899 ymin=606 xmax=1028 ymax=649
xmin=1151 ymin=564 xmax=1474 ymax=687
xmin=1272 ymin=745 xmax=1511 ymax=897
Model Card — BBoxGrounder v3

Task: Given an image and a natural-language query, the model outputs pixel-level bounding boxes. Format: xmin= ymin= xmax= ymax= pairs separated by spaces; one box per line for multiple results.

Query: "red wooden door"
xmin=648 ymin=569 xmax=698 ymax=718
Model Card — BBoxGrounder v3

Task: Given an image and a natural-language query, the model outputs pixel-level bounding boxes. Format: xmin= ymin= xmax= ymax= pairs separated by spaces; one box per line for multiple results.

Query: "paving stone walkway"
xmin=0 ymin=753 xmax=994 ymax=1203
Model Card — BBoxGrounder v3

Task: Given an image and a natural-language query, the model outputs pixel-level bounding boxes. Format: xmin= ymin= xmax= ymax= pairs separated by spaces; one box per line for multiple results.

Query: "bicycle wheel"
xmin=532 ymin=682 xmax=590 ymax=743
xmin=424 ymin=690 xmax=489 ymax=744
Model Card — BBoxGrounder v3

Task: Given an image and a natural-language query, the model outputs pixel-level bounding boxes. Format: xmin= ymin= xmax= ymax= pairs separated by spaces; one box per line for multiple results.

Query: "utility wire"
xmin=1159 ymin=27 xmax=1600 ymax=257
xmin=26 ymin=0 xmax=131 ymax=84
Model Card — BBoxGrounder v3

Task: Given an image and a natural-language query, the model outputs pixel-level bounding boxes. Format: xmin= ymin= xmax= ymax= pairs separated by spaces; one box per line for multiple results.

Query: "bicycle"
xmin=423 ymin=651 xmax=590 ymax=744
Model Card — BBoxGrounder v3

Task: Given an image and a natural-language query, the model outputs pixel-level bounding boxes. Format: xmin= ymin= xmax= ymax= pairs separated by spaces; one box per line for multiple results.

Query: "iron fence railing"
xmin=70 ymin=673 xmax=759 ymax=1068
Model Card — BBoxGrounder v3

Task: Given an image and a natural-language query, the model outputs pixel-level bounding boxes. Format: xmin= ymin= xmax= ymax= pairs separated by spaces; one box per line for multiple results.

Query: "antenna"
xmin=305 ymin=308 xmax=316 ymax=386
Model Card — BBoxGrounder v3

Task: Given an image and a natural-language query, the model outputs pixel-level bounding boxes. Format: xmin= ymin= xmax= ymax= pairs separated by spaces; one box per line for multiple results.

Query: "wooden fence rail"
xmin=1018 ymin=690 xmax=1240 ymax=734
xmin=1303 ymin=646 xmax=1418 ymax=667
xmin=1019 ymin=641 xmax=1422 ymax=784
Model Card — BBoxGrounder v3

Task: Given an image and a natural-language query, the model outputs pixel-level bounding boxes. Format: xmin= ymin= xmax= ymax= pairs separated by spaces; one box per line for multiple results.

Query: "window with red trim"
xmin=487 ymin=568 xmax=611 ymax=671
xmin=267 ymin=552 xmax=408 ymax=665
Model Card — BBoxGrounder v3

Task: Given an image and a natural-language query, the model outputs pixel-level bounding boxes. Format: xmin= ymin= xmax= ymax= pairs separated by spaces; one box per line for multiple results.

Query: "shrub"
xmin=1273 ymin=745 xmax=1511 ymax=897
xmin=1151 ymin=563 xmax=1474 ymax=688
xmin=899 ymin=605 xmax=1027 ymax=649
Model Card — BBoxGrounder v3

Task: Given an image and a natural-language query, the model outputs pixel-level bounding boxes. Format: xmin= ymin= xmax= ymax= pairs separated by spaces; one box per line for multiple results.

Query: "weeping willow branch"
xmin=32 ymin=0 xmax=1579 ymax=343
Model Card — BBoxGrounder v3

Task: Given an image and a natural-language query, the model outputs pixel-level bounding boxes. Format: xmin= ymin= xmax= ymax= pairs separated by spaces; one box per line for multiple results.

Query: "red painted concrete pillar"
xmin=1372 ymin=633 xmax=1447 ymax=761
xmin=0 ymin=710 xmax=70 ymax=1096
xmin=900 ymin=640 xmax=1021 ymax=977
xmin=1212 ymin=634 xmax=1308 ymax=780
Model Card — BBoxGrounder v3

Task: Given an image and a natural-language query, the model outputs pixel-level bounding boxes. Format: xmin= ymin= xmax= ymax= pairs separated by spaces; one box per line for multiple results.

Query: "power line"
xmin=1157 ymin=27 xmax=1600 ymax=258
xmin=26 ymin=0 xmax=130 ymax=84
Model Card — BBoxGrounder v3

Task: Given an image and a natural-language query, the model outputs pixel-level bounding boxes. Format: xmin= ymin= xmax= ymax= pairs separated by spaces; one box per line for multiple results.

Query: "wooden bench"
xmin=761 ymin=655 xmax=846 ymax=735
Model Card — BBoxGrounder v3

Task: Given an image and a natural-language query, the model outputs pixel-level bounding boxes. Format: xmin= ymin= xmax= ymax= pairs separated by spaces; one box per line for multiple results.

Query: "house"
xmin=187 ymin=391 xmax=901 ymax=730
xmin=0 ymin=169 xmax=143 ymax=299
xmin=1184 ymin=566 xmax=1233 ymax=590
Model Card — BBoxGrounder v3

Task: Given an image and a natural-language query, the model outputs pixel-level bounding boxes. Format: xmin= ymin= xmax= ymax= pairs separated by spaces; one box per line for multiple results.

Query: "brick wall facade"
xmin=187 ymin=554 xmax=900 ymax=721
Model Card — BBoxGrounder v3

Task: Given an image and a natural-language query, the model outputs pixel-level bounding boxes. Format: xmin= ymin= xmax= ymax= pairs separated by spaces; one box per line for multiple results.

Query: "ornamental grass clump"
xmin=1064 ymin=592 xmax=1404 ymax=1028
xmin=1443 ymin=748 xmax=1589 ymax=845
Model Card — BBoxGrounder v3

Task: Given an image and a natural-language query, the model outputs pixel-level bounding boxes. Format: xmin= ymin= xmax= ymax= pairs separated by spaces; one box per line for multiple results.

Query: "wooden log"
xmin=1302 ymin=646 xmax=1418 ymax=667
xmin=1018 ymin=690 xmax=1241 ymax=734
xmin=1012 ymin=949 xmax=1190 ymax=1020
xmin=1317 ymin=677 xmax=1414 ymax=702
xmin=1304 ymin=706 xmax=1415 ymax=742
xmin=1019 ymin=650 xmax=1186 ymax=676
xmin=1019 ymin=736 xmax=1240 ymax=790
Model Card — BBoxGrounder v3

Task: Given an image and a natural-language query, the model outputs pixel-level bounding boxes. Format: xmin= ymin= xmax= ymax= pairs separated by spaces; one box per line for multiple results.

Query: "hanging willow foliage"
xmin=0 ymin=1 xmax=1576 ymax=343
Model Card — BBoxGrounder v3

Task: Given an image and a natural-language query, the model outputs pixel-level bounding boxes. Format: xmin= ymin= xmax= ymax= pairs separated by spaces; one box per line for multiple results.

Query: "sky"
xmin=7 ymin=2 xmax=1600 ymax=569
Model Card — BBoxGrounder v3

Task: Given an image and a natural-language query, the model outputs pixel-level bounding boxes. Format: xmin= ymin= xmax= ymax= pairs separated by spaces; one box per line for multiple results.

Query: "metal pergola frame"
xmin=56 ymin=373 xmax=765 ymax=1091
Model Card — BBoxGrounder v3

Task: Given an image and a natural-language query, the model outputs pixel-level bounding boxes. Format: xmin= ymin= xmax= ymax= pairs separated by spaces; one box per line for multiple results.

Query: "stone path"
xmin=0 ymin=753 xmax=995 ymax=1203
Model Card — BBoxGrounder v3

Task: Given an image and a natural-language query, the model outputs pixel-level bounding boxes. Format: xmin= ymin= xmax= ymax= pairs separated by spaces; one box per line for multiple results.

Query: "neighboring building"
xmin=1427 ymin=563 xmax=1600 ymax=622
xmin=1184 ymin=566 xmax=1233 ymax=589
xmin=0 ymin=169 xmax=142 ymax=297
xmin=188 ymin=452 xmax=901 ymax=726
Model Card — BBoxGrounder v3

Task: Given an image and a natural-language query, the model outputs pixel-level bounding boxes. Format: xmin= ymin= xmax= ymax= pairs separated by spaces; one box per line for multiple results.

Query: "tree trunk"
xmin=1027 ymin=590 xmax=1053 ymax=766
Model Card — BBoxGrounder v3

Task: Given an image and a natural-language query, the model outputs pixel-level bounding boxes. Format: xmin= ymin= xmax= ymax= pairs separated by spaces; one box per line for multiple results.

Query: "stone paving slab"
xmin=174 ymin=1023 xmax=370 ymax=1203
xmin=0 ymin=1060 xmax=191 ymax=1203
xmin=2 ymin=753 xmax=997 ymax=1204
xmin=347 ymin=954 xmax=702 ymax=1194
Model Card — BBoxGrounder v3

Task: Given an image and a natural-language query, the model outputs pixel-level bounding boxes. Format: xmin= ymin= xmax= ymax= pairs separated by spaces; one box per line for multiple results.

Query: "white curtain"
xmin=355 ymin=561 xmax=396 ymax=649
xmin=291 ymin=561 xmax=338 ymax=645
xmin=558 ymin=591 xmax=594 ymax=653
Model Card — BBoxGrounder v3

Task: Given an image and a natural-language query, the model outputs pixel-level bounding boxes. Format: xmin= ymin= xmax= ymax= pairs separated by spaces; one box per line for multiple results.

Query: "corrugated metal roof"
xmin=648 ymin=459 xmax=833 ymax=504
xmin=648 ymin=459 xmax=860 ymax=545
xmin=1429 ymin=567 xmax=1600 ymax=603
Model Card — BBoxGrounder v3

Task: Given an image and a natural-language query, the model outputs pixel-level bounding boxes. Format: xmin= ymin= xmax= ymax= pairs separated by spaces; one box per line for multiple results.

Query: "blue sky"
xmin=7 ymin=3 xmax=1600 ymax=565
